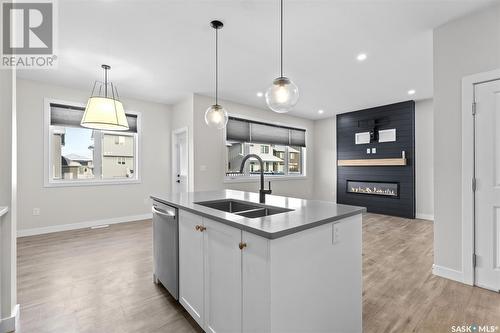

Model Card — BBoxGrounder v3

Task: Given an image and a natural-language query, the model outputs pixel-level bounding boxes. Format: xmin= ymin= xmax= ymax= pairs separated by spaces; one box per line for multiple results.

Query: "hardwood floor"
xmin=16 ymin=214 xmax=500 ymax=333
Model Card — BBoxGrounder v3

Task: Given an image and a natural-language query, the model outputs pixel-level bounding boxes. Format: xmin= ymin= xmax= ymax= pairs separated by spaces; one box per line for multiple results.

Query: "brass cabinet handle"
xmin=195 ymin=225 xmax=206 ymax=232
xmin=239 ymin=242 xmax=247 ymax=250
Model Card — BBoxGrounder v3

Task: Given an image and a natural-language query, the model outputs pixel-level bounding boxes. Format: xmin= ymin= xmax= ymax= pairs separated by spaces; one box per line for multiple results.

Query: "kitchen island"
xmin=151 ymin=190 xmax=365 ymax=333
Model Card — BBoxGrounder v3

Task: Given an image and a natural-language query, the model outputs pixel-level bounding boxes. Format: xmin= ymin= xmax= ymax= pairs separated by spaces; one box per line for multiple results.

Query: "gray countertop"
xmin=151 ymin=190 xmax=365 ymax=239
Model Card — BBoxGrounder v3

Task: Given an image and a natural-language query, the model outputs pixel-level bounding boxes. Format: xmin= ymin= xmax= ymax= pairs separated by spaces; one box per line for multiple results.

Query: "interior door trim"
xmin=461 ymin=69 xmax=500 ymax=286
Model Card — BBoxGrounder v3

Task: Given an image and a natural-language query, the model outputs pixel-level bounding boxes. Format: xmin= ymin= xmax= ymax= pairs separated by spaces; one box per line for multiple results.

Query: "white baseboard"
xmin=17 ymin=213 xmax=152 ymax=237
xmin=432 ymin=264 xmax=464 ymax=283
xmin=416 ymin=213 xmax=434 ymax=221
xmin=0 ymin=304 xmax=19 ymax=333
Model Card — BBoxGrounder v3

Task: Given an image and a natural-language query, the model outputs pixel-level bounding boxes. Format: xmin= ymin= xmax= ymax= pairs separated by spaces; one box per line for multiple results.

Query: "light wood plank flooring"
xmin=17 ymin=214 xmax=500 ymax=333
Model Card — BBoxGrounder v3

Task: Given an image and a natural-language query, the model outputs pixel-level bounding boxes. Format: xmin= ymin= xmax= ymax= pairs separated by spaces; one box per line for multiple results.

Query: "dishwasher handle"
xmin=152 ymin=206 xmax=176 ymax=218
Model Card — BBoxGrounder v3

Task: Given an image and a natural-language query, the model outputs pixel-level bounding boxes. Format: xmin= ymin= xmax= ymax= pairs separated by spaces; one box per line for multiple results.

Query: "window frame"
xmin=223 ymin=114 xmax=307 ymax=183
xmin=43 ymin=98 xmax=142 ymax=187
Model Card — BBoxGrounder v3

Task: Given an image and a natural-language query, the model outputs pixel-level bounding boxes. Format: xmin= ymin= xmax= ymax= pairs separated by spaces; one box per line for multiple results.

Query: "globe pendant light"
xmin=81 ymin=64 xmax=129 ymax=131
xmin=205 ymin=20 xmax=229 ymax=129
xmin=265 ymin=0 xmax=299 ymax=113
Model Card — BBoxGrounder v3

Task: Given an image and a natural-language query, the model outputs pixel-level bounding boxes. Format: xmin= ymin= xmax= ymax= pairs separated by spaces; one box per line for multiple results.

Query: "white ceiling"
xmin=18 ymin=0 xmax=498 ymax=119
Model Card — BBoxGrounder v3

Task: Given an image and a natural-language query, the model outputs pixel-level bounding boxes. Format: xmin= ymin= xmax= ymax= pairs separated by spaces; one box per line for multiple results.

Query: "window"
xmin=45 ymin=100 xmax=140 ymax=186
xmin=225 ymin=117 xmax=306 ymax=179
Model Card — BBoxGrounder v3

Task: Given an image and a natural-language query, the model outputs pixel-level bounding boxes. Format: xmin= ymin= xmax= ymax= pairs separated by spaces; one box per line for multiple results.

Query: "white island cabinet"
xmin=178 ymin=209 xmax=362 ymax=333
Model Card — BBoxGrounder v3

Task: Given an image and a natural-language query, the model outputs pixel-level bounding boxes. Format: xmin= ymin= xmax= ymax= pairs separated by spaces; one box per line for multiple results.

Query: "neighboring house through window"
xmin=225 ymin=117 xmax=306 ymax=179
xmin=45 ymin=100 xmax=140 ymax=186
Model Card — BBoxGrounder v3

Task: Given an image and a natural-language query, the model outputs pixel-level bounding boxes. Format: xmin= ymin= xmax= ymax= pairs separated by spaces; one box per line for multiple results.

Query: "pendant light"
xmin=265 ymin=0 xmax=299 ymax=113
xmin=205 ymin=20 xmax=228 ymax=129
xmin=81 ymin=64 xmax=129 ymax=131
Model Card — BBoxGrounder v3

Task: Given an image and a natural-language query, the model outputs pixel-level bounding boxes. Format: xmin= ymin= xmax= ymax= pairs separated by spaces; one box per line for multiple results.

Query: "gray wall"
xmin=16 ymin=79 xmax=172 ymax=233
xmin=312 ymin=117 xmax=336 ymax=202
xmin=433 ymin=4 xmax=500 ymax=272
xmin=0 ymin=69 xmax=16 ymax=322
xmin=415 ymin=99 xmax=434 ymax=220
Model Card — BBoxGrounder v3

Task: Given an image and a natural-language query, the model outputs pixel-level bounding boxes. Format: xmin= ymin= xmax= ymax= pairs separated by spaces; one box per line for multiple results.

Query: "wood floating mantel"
xmin=337 ymin=158 xmax=407 ymax=167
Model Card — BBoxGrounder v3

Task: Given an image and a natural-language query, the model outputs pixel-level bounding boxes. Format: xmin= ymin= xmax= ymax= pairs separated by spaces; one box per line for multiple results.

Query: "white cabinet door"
xmin=178 ymin=210 xmax=205 ymax=327
xmin=242 ymin=232 xmax=271 ymax=333
xmin=204 ymin=218 xmax=242 ymax=333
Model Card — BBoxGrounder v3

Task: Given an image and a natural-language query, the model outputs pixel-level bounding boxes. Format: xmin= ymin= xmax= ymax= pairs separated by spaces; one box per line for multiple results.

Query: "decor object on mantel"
xmin=265 ymin=0 xmax=299 ymax=113
xmin=205 ymin=20 xmax=228 ymax=129
xmin=81 ymin=64 xmax=129 ymax=131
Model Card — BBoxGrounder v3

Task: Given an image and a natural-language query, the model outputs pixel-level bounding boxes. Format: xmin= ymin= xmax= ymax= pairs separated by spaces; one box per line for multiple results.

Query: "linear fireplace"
xmin=346 ymin=180 xmax=399 ymax=198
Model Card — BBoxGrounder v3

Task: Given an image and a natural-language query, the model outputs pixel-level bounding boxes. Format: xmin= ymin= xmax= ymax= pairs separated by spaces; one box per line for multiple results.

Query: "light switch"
xmin=371 ymin=148 xmax=376 ymax=154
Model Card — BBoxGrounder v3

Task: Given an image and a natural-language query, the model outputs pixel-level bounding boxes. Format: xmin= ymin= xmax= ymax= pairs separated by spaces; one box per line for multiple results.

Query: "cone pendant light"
xmin=81 ymin=64 xmax=129 ymax=131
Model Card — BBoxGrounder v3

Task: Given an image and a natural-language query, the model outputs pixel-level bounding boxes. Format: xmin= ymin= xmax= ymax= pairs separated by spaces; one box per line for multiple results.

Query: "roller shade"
xmin=50 ymin=103 xmax=138 ymax=133
xmin=226 ymin=117 xmax=306 ymax=147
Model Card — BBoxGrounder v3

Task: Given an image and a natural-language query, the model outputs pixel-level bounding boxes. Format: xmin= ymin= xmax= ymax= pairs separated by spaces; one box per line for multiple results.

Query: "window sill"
xmin=44 ymin=178 xmax=141 ymax=188
xmin=223 ymin=175 xmax=307 ymax=184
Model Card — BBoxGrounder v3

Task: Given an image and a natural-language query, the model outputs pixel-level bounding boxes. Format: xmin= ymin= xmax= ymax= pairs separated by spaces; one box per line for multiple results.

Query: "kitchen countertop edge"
xmin=150 ymin=192 xmax=365 ymax=239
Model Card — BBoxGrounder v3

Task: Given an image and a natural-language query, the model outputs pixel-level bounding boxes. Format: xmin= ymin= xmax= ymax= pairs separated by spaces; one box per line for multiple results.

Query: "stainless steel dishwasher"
xmin=152 ymin=200 xmax=178 ymax=300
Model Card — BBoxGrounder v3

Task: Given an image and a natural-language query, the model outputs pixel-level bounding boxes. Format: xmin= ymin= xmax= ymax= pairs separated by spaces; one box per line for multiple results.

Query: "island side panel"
xmin=269 ymin=214 xmax=363 ymax=333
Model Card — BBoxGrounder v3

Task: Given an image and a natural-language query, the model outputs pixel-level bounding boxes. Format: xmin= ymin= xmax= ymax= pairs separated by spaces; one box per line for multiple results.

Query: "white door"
xmin=172 ymin=128 xmax=189 ymax=193
xmin=204 ymin=219 xmax=242 ymax=333
xmin=178 ymin=210 xmax=205 ymax=326
xmin=475 ymin=79 xmax=500 ymax=291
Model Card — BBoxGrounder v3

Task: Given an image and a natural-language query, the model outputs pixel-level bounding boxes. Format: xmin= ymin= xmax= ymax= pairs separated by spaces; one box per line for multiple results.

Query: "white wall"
xmin=0 ymin=69 xmax=17 ymax=329
xmin=171 ymin=96 xmax=195 ymax=192
xmin=415 ymin=99 xmax=434 ymax=220
xmin=433 ymin=4 xmax=500 ymax=273
xmin=16 ymin=79 xmax=172 ymax=234
xmin=192 ymin=94 xmax=315 ymax=199
xmin=312 ymin=117 xmax=336 ymax=202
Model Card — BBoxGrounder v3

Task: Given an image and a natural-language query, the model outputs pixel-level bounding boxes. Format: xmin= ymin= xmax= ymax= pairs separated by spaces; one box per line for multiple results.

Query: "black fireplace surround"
xmin=336 ymin=101 xmax=415 ymax=219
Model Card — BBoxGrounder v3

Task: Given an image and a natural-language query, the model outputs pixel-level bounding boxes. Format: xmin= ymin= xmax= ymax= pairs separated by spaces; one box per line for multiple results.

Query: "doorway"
xmin=172 ymin=128 xmax=189 ymax=193
xmin=473 ymin=78 xmax=500 ymax=292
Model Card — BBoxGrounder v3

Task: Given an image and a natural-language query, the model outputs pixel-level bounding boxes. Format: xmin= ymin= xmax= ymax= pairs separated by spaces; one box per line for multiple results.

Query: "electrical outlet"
xmin=333 ymin=224 xmax=340 ymax=244
xmin=200 ymin=165 xmax=207 ymax=171
xmin=371 ymin=148 xmax=377 ymax=154
xmin=33 ymin=208 xmax=40 ymax=216
xmin=366 ymin=148 xmax=371 ymax=154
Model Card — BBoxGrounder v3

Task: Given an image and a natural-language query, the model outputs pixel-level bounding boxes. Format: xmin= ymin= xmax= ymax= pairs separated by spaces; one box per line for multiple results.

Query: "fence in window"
xmin=48 ymin=102 xmax=139 ymax=183
xmin=225 ymin=117 xmax=306 ymax=178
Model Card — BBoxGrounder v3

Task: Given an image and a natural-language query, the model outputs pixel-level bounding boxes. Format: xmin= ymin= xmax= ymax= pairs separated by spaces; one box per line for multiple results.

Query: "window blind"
xmin=50 ymin=103 xmax=138 ymax=133
xmin=226 ymin=117 xmax=306 ymax=147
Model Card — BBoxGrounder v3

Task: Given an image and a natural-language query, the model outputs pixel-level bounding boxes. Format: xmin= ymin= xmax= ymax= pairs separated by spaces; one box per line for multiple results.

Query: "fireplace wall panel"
xmin=336 ymin=101 xmax=415 ymax=218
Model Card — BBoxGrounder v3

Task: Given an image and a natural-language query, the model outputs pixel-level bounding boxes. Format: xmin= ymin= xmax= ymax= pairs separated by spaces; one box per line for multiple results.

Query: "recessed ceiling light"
xmin=356 ymin=53 xmax=367 ymax=62
xmin=318 ymin=109 xmax=324 ymax=114
xmin=256 ymin=92 xmax=264 ymax=97
xmin=408 ymin=89 xmax=416 ymax=95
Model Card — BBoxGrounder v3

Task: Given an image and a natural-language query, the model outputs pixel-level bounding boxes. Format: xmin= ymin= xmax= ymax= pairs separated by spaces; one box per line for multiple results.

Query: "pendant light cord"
xmin=215 ymin=26 xmax=219 ymax=105
xmin=104 ymin=67 xmax=108 ymax=98
xmin=280 ymin=0 xmax=283 ymax=78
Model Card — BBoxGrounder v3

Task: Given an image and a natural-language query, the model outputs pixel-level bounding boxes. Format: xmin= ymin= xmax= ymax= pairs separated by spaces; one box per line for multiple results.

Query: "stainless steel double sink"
xmin=195 ymin=199 xmax=294 ymax=218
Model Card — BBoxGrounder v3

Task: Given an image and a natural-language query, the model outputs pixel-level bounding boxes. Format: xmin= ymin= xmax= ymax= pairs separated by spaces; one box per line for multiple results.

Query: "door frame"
xmin=171 ymin=127 xmax=189 ymax=193
xmin=462 ymin=68 xmax=500 ymax=285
